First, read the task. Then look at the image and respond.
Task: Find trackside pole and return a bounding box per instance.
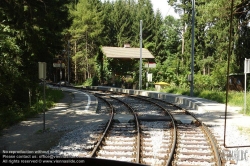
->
[43,79,46,131]
[38,62,46,132]
[139,20,142,90]
[244,58,250,114]
[224,0,250,148]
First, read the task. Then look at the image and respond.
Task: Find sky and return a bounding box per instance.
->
[151,0,179,18]
[101,0,180,19]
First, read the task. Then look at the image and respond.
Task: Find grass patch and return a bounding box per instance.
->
[162,86,250,115]
[238,126,250,139]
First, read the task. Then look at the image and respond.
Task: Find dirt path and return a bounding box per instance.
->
[0,91,74,152]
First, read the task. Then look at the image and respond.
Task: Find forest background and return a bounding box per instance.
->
[1,0,250,129]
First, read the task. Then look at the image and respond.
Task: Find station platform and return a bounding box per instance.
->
[0,86,107,151]
[53,85,249,128]
[65,87,98,115]
[46,86,99,115]
[87,86,249,127]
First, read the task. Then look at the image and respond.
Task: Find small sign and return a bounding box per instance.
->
[147,73,152,82]
[145,62,156,68]
[53,63,65,68]
[244,59,250,73]
[38,62,46,79]
[187,74,192,82]
[60,71,62,79]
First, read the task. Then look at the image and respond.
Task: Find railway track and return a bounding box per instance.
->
[89,93,141,164]
[133,95,222,165]
[116,95,176,165]
[140,121,173,165]
[76,89,222,165]
[84,92,176,165]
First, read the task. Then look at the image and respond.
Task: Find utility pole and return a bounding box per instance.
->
[74,41,77,83]
[68,39,70,84]
[190,0,195,97]
[139,20,143,90]
[38,62,46,132]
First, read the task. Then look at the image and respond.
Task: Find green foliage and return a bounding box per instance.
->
[228,92,250,115]
[69,0,104,83]
[162,86,250,115]
[83,78,93,86]
[0,88,64,131]
[197,90,226,103]
[82,76,99,86]
[2,0,250,128]
[0,0,72,125]
[162,86,190,95]
[210,61,228,91]
[194,73,214,91]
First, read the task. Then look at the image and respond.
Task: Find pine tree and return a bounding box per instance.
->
[0,0,72,110]
[69,0,104,81]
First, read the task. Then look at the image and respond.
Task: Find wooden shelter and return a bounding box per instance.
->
[100,45,155,88]
[228,73,244,91]
[101,46,154,59]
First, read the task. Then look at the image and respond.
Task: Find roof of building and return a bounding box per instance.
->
[101,46,154,59]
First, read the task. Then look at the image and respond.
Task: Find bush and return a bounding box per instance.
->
[83,78,93,86]
[0,87,64,131]
[198,90,225,103]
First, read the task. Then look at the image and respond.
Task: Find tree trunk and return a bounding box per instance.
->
[203,55,206,75]
[74,41,77,83]
[85,31,89,80]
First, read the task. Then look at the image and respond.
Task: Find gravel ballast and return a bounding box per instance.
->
[1,88,249,166]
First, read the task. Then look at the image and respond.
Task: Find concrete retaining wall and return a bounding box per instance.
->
[87,86,237,112]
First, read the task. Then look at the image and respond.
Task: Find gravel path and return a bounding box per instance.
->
[0,90,109,152]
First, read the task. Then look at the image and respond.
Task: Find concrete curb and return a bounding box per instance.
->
[89,86,242,113]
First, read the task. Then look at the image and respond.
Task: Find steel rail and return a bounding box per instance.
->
[186,111,222,166]
[201,123,222,166]
[89,95,114,157]
[112,96,141,163]
[129,95,177,166]
[134,95,222,166]
[82,89,222,165]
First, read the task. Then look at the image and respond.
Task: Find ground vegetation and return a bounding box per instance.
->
[1,0,250,127]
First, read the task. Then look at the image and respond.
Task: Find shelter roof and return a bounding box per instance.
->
[101,46,154,59]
